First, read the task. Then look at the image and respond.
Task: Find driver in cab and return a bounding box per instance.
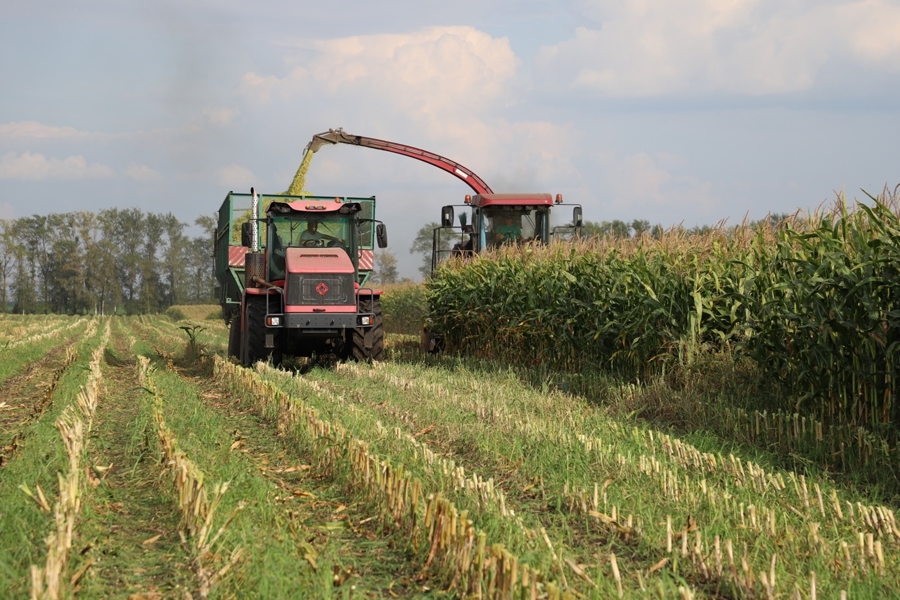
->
[299,220,339,247]
[493,212,522,245]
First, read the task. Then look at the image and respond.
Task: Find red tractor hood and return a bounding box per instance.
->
[284,247,355,274]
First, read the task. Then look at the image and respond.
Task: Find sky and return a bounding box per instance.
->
[2,0,899,278]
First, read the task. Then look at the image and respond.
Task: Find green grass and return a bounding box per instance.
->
[0,316,91,386]
[0,318,106,598]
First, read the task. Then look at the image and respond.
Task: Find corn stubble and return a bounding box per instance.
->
[137,356,245,599]
[323,353,900,598]
[29,321,109,600]
[212,356,576,599]
[8,308,898,597]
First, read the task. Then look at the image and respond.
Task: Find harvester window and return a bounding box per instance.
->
[486,209,546,246]
[486,211,518,246]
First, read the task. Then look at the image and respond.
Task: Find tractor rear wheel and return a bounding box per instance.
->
[348,297,384,362]
[227,315,241,360]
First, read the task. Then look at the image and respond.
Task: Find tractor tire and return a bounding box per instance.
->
[349,297,384,362]
[243,296,268,366]
[227,315,241,360]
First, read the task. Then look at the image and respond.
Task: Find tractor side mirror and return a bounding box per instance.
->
[440,205,454,228]
[240,221,252,247]
[573,206,583,228]
[376,223,388,248]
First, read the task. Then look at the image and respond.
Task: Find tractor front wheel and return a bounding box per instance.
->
[348,297,384,362]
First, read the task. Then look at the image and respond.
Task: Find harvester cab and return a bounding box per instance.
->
[432,194,583,271]
[215,190,388,367]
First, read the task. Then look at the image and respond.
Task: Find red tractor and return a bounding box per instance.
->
[215,189,388,366]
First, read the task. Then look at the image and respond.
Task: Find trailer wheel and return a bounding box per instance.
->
[227,315,241,360]
[243,295,268,366]
[349,297,384,362]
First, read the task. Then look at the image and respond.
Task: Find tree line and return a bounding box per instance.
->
[0,210,216,315]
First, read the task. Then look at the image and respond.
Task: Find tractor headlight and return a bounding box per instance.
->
[266,316,281,326]
[359,315,371,326]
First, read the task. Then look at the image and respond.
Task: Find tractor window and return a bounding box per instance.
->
[270,215,352,249]
[531,208,549,243]
[356,199,375,249]
[267,214,356,281]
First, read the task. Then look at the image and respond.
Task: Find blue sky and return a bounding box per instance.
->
[2,0,898,277]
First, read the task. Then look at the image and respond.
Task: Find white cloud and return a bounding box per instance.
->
[0,121,91,140]
[240,27,517,125]
[202,106,239,127]
[123,162,162,183]
[216,163,256,187]
[536,0,900,97]
[237,27,581,189]
[842,0,900,68]
[0,152,116,181]
[239,72,280,103]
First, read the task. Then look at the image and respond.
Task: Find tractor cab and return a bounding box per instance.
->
[265,201,362,283]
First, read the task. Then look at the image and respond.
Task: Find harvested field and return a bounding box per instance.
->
[1,314,899,599]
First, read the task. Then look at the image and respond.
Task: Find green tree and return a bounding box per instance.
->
[160,214,188,307]
[138,213,165,313]
[631,219,650,238]
[579,220,631,239]
[72,211,119,315]
[101,208,143,312]
[409,222,443,279]
[16,216,53,310]
[578,220,606,239]
[374,250,399,284]
[11,239,36,314]
[0,220,15,312]
[191,215,217,303]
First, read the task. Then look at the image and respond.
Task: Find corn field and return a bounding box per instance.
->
[428,191,900,438]
[380,283,428,335]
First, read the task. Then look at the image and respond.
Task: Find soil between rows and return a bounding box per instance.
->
[0,341,77,468]
[73,341,195,599]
